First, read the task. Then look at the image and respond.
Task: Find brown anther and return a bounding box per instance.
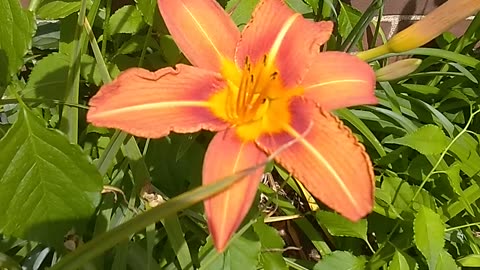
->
[270,71,278,80]
[250,74,254,83]
[263,55,267,65]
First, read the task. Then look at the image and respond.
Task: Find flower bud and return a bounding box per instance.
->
[376,58,422,81]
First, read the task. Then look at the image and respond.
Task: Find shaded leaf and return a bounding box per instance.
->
[0,105,102,248]
[226,0,258,27]
[23,53,70,101]
[388,250,418,270]
[200,231,261,270]
[135,0,157,25]
[316,211,367,240]
[414,207,445,269]
[0,0,35,87]
[314,251,366,270]
[253,220,288,270]
[384,125,449,155]
[108,5,146,35]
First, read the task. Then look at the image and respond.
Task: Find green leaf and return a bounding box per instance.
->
[458,254,480,267]
[314,251,366,270]
[377,176,436,217]
[200,231,261,270]
[384,125,449,155]
[37,0,82,19]
[22,53,70,101]
[108,5,146,35]
[388,250,418,270]
[435,250,458,270]
[226,0,258,27]
[316,211,367,240]
[337,3,361,39]
[0,0,35,87]
[414,207,445,269]
[445,164,474,215]
[253,220,288,270]
[135,0,157,25]
[0,105,102,248]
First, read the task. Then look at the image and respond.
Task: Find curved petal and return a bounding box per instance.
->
[158,0,240,71]
[301,52,377,111]
[87,65,228,138]
[235,0,333,87]
[203,130,266,251]
[256,98,374,221]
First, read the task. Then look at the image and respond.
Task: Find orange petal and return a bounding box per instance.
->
[203,130,266,252]
[157,0,240,71]
[235,0,333,87]
[87,65,228,138]
[301,52,377,111]
[256,98,374,221]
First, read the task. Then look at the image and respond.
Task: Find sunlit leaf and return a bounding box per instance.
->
[316,211,367,240]
[414,207,445,269]
[0,0,35,87]
[314,251,366,270]
[384,125,449,155]
[37,0,81,19]
[0,105,102,248]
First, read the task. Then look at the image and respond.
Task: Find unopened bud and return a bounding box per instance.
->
[387,0,480,52]
[376,59,422,81]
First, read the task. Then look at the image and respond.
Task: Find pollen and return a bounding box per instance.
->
[209,55,301,141]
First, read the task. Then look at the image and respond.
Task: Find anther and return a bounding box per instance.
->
[270,71,278,80]
[250,74,254,83]
[263,55,267,65]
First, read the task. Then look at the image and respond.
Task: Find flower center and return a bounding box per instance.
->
[209,55,302,141]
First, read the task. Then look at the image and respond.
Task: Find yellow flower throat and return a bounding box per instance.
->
[209,55,302,141]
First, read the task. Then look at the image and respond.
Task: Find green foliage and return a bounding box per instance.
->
[0,0,35,88]
[0,105,102,248]
[2,0,480,269]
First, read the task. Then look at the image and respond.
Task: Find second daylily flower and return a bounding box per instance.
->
[88,0,377,251]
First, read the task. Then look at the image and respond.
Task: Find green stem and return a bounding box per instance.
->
[356,44,390,61]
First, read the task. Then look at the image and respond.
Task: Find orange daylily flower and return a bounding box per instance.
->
[87,0,377,251]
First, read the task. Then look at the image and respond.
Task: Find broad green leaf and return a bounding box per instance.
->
[37,0,82,19]
[22,53,70,101]
[0,0,35,87]
[378,176,436,217]
[159,35,181,66]
[285,0,312,14]
[316,211,367,240]
[445,164,474,215]
[135,0,157,25]
[384,125,449,155]
[388,250,418,270]
[226,0,258,27]
[253,220,288,270]
[108,5,146,35]
[435,250,458,270]
[200,231,261,270]
[314,251,366,270]
[414,207,445,269]
[0,105,102,248]
[458,254,480,267]
[337,3,361,39]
